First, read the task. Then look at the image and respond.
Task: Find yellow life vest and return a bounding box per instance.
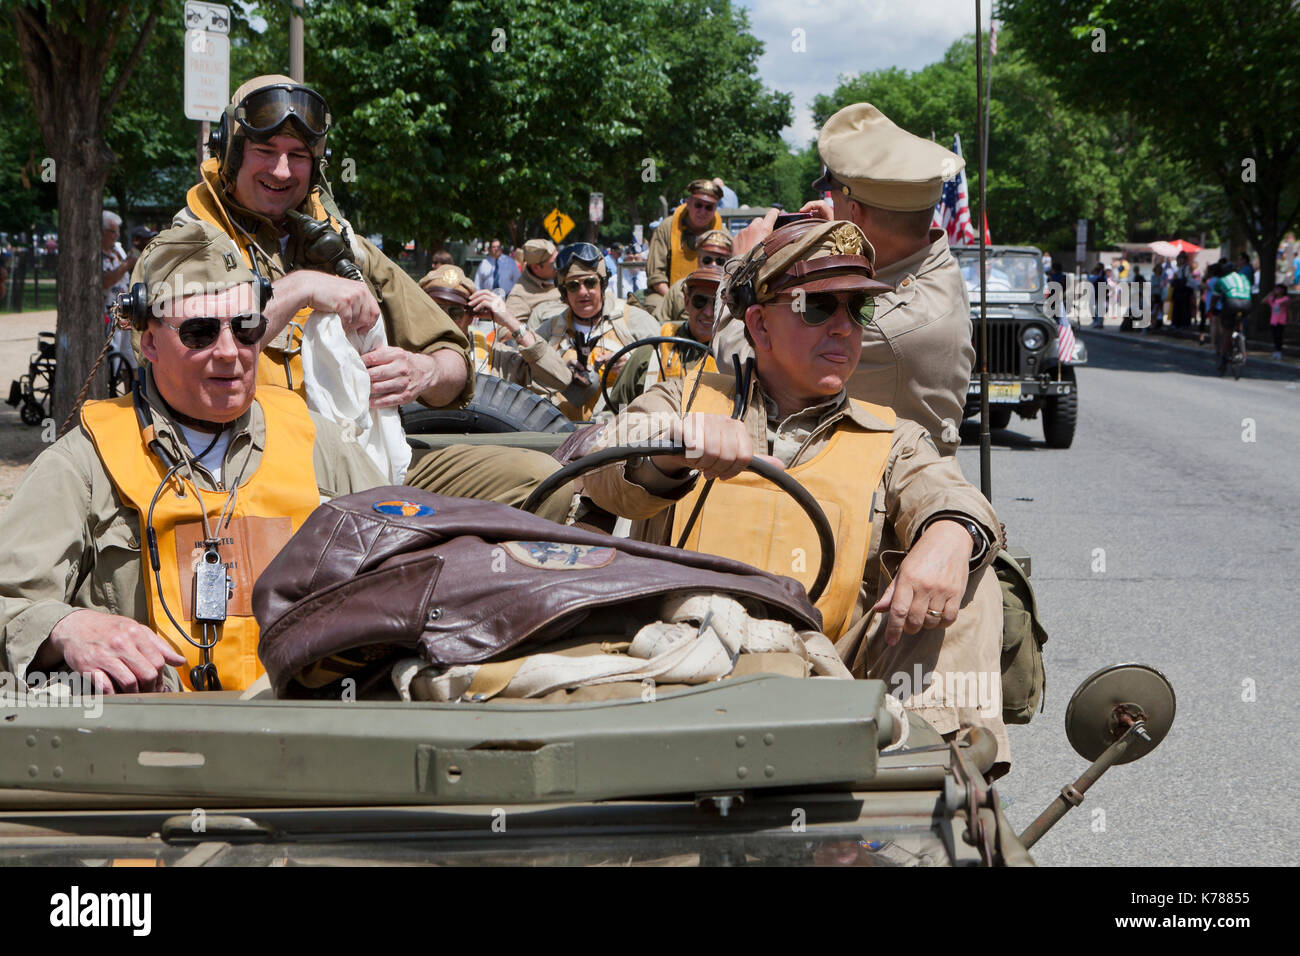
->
[667,204,723,286]
[80,389,320,691]
[657,321,718,380]
[186,158,352,397]
[670,372,894,639]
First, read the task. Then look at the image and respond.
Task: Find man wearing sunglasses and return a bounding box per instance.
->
[645,179,724,312]
[716,103,974,459]
[0,221,386,694]
[655,267,723,381]
[654,229,732,329]
[164,75,471,413]
[585,219,1011,774]
[491,242,659,419]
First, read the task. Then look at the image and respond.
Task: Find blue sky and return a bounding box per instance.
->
[737,0,993,147]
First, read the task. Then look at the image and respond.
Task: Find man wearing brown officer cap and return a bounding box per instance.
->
[504,238,563,326]
[584,219,1010,770]
[645,178,724,312]
[654,229,732,330]
[716,103,974,458]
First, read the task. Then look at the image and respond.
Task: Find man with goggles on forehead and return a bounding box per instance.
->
[491,241,658,420]
[584,219,1012,774]
[654,229,732,329]
[0,221,385,695]
[645,178,725,312]
[161,75,471,413]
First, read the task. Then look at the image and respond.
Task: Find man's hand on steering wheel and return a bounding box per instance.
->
[651,413,784,481]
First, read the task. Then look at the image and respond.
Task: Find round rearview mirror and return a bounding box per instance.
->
[1064,663,1175,765]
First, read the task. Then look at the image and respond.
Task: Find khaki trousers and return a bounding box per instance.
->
[404,445,574,524]
[848,565,1010,771]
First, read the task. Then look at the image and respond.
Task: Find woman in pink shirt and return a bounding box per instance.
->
[1266,283,1289,359]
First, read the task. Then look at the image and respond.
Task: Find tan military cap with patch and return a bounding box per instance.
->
[419,264,475,307]
[684,267,724,295]
[135,219,259,309]
[697,229,733,253]
[815,102,965,212]
[717,219,893,334]
[522,238,557,265]
[686,177,723,200]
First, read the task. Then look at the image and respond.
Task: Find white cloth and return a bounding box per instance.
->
[299,312,411,484]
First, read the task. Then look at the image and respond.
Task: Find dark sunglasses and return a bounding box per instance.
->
[562,276,601,293]
[160,313,268,349]
[700,253,728,267]
[689,293,715,310]
[690,200,717,212]
[774,292,875,329]
[555,242,604,273]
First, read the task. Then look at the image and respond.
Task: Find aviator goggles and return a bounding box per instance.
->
[771,291,876,329]
[555,242,604,274]
[159,313,268,349]
[236,84,332,143]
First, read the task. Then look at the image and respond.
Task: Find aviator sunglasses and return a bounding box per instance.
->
[562,276,601,293]
[699,253,728,267]
[772,292,876,329]
[159,313,268,349]
[689,293,715,310]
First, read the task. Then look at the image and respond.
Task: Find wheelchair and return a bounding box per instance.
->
[5,332,56,426]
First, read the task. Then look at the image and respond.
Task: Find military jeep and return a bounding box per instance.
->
[953,246,1086,448]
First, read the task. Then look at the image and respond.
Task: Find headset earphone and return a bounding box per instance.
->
[116,277,273,332]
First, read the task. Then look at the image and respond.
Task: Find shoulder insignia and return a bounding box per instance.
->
[372,499,436,518]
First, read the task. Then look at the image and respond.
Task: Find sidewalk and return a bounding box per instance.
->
[1075,314,1300,375]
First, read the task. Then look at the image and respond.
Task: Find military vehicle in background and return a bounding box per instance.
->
[953,245,1085,448]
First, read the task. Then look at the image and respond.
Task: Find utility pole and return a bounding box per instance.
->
[290,0,304,82]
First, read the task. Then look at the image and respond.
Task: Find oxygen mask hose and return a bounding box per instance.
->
[284,209,364,282]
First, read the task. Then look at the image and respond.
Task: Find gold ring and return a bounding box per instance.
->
[925,609,942,618]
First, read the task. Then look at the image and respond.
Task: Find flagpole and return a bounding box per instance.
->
[976,0,991,501]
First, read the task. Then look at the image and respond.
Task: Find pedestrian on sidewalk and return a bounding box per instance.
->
[1171,252,1193,329]
[1266,283,1289,359]
[1088,263,1106,328]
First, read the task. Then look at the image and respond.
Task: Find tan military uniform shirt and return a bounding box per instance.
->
[646,217,676,291]
[0,374,384,681]
[582,375,1010,764]
[163,164,473,409]
[654,277,689,327]
[504,266,561,325]
[712,229,974,456]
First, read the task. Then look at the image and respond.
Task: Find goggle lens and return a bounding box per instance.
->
[237,85,331,140]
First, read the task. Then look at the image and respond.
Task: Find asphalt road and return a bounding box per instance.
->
[955,330,1300,866]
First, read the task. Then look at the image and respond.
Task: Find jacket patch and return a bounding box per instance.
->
[373,499,436,518]
[504,540,617,570]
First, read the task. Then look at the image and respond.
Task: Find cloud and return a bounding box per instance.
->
[740,0,993,147]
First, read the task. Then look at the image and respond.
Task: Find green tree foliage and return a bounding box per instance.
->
[999,0,1299,289]
[810,31,1215,254]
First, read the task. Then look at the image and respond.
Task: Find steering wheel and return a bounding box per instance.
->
[599,336,712,413]
[521,443,836,603]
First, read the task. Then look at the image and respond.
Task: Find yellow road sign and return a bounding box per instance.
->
[544,208,575,244]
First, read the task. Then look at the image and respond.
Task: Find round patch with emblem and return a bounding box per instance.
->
[372,499,436,518]
[503,540,617,570]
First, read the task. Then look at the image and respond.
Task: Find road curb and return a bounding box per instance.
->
[1076,326,1300,375]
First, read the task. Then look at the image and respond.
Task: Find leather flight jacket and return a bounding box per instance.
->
[254,490,822,697]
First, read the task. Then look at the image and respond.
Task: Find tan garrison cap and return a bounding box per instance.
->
[419,264,475,306]
[522,238,557,265]
[816,103,964,212]
[136,220,258,309]
[717,219,892,334]
[697,229,733,252]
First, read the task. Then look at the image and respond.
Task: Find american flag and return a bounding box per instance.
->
[1057,311,1076,364]
[931,134,976,245]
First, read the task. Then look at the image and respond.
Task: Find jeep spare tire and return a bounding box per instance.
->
[400,372,576,435]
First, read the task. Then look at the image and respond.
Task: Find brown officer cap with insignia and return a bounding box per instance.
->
[684,267,724,297]
[696,229,733,254]
[686,178,723,201]
[814,102,964,212]
[418,264,475,310]
[717,219,893,334]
